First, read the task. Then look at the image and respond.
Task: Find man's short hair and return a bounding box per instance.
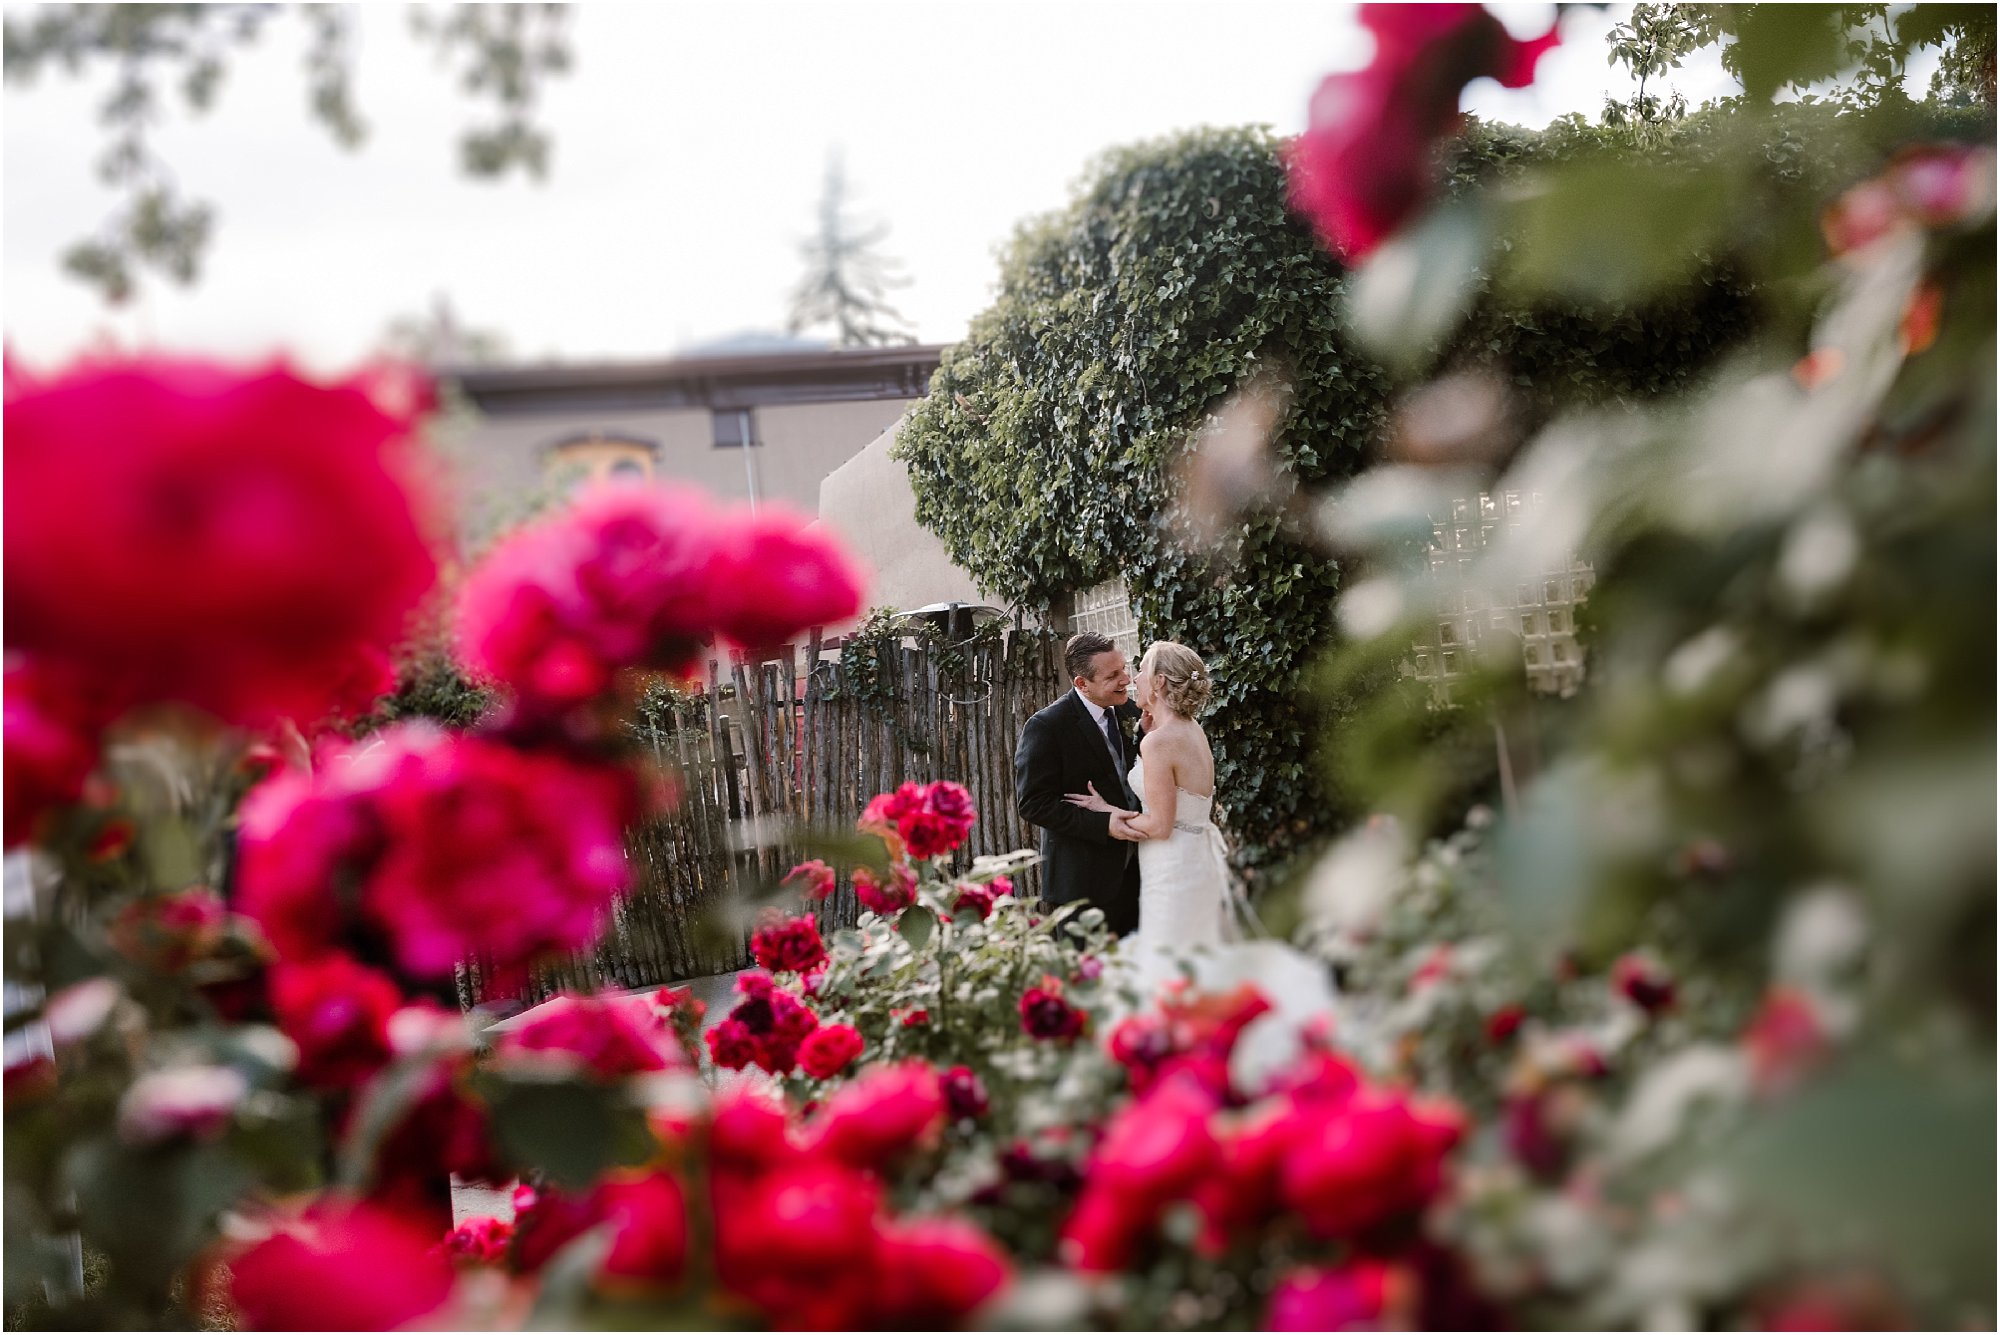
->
[1065,632,1118,682]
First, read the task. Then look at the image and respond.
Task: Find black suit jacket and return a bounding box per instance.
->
[1014,691,1142,936]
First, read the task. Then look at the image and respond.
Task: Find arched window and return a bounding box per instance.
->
[541,431,660,489]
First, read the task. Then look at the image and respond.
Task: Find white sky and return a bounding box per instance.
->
[3,3,1752,371]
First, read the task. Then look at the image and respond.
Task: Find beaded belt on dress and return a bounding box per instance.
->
[1173,819,1211,834]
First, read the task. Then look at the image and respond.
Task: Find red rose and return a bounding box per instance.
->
[436,1214,513,1267]
[2,654,113,849]
[270,954,402,1090]
[494,991,686,1079]
[951,879,1009,920]
[803,1061,945,1170]
[863,1215,1012,1328]
[1611,952,1677,1015]
[784,858,837,902]
[713,1159,882,1328]
[1288,4,1560,261]
[798,1023,866,1079]
[228,1198,454,1332]
[237,724,635,983]
[706,504,866,650]
[853,862,917,916]
[5,358,438,727]
[1019,983,1087,1041]
[751,912,829,975]
[706,1018,762,1071]
[941,1065,990,1120]
[1484,1004,1526,1044]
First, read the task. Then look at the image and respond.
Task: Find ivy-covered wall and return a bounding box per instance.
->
[892,109,1973,874]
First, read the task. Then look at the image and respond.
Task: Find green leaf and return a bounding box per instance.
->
[474,1070,657,1190]
[897,907,936,952]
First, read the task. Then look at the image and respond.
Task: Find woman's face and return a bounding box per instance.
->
[1134,654,1157,710]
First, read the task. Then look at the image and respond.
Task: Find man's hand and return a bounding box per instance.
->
[1108,813,1143,841]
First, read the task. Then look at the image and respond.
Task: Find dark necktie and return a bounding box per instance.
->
[1101,708,1122,765]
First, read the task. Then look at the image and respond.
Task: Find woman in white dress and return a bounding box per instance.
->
[1065,640,1235,954]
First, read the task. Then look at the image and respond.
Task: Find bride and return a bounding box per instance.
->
[1065,640,1238,955]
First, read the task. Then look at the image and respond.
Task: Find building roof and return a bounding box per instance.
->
[441,342,947,416]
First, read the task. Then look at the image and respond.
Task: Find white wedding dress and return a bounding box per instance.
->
[1127,756,1239,956]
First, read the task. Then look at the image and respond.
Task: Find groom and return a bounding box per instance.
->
[1014,632,1142,937]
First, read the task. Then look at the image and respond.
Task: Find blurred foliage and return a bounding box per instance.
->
[2,3,570,305]
[1283,10,1996,1328]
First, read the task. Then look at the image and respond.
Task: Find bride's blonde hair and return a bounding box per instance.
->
[1141,641,1213,718]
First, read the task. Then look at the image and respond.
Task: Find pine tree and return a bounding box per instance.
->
[787,152,914,347]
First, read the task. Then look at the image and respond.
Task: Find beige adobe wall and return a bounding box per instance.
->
[818,416,994,619]
[753,399,917,513]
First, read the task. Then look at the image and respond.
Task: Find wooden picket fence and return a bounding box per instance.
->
[460,626,1070,1009]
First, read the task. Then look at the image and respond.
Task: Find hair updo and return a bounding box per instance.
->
[1142,640,1213,718]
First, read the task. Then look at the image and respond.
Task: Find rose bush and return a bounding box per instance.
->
[5,5,1992,1331]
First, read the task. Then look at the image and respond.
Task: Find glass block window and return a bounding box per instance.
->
[1403,487,1594,704]
[1069,578,1140,661]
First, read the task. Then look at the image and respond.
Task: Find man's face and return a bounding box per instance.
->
[1074,649,1131,710]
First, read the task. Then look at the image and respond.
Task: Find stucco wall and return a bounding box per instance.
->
[818,416,994,616]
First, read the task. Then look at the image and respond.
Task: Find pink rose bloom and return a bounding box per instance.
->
[1280,1087,1464,1240]
[237,723,635,983]
[2,653,112,849]
[4,357,437,727]
[495,991,686,1079]
[803,1061,945,1170]
[1267,1259,1409,1331]
[1089,1075,1222,1205]
[784,858,837,902]
[751,911,829,975]
[706,504,866,650]
[708,1086,795,1172]
[1288,4,1560,261]
[271,954,402,1090]
[457,484,721,714]
[798,1023,866,1080]
[712,1159,883,1329]
[229,1199,454,1331]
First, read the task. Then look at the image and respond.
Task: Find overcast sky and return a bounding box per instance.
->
[3,3,1750,372]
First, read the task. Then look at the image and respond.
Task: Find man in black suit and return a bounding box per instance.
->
[1014,631,1142,937]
